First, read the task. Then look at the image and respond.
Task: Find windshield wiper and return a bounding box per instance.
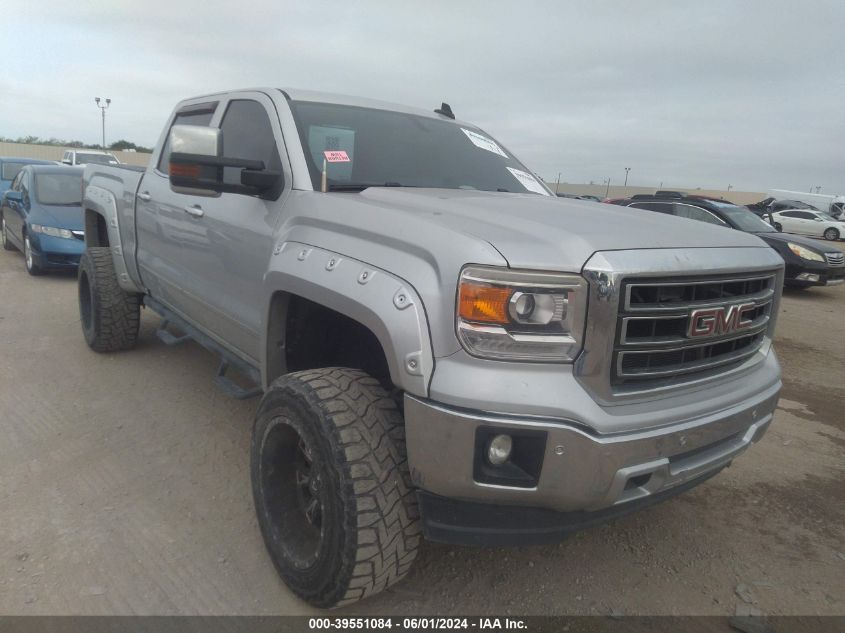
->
[327,182,405,192]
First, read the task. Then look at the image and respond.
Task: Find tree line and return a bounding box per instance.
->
[0,135,152,153]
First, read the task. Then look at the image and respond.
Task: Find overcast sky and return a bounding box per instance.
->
[3,0,842,193]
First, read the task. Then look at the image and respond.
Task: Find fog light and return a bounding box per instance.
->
[487,434,512,466]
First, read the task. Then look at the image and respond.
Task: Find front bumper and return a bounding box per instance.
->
[405,371,779,523]
[784,258,845,287]
[418,468,723,546]
[29,233,84,268]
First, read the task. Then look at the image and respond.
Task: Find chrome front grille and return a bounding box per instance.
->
[825,251,844,266]
[613,274,776,386]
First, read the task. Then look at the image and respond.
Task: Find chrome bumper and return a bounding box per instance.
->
[405,379,779,513]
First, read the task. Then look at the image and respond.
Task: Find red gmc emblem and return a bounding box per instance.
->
[688,303,756,338]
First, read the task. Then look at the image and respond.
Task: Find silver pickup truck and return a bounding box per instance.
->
[78,88,784,608]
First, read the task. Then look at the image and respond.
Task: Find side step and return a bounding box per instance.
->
[146,297,264,400]
[215,359,263,400]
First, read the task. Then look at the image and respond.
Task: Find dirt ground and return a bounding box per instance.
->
[1,244,843,617]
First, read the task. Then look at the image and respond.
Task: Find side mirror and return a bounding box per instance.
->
[61,159,72,165]
[814,217,823,222]
[4,191,22,203]
[168,125,282,199]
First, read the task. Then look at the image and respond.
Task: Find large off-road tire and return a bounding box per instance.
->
[78,247,140,352]
[251,367,421,608]
[1,215,15,251]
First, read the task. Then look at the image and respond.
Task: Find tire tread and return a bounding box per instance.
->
[79,247,140,352]
[257,367,421,607]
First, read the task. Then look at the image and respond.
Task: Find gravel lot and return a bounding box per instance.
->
[1,243,843,616]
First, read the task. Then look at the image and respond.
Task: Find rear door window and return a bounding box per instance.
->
[628,201,674,213]
[673,203,726,226]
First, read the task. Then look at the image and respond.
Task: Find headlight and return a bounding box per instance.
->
[30,224,74,239]
[456,266,587,362]
[788,243,825,262]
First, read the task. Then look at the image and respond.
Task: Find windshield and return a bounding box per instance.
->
[289,101,549,195]
[76,153,118,165]
[1,162,27,181]
[706,200,776,232]
[35,173,82,205]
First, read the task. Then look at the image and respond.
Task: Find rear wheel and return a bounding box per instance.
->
[78,247,141,352]
[774,223,783,232]
[824,227,839,241]
[24,234,43,275]
[1,216,15,251]
[252,368,420,608]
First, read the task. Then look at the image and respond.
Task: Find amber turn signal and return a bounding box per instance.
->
[170,162,201,178]
[459,282,512,324]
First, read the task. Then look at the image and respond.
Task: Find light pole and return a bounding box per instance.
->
[94,97,111,149]
[555,172,561,194]
[604,178,611,198]
[624,167,631,187]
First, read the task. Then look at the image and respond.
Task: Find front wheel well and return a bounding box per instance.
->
[84,209,110,247]
[266,293,392,390]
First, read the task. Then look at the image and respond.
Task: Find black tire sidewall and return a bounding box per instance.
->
[251,386,355,607]
[78,252,98,346]
[824,228,839,241]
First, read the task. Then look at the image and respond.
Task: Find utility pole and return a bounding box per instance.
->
[94,97,111,149]
[555,172,561,194]
[604,178,611,198]
[624,167,631,187]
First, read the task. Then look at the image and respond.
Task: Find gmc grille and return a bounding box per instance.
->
[613,274,776,386]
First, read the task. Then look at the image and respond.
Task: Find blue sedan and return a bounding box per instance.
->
[1,165,85,275]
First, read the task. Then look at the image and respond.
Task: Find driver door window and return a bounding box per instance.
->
[218,99,283,185]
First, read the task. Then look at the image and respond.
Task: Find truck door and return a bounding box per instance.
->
[137,93,289,365]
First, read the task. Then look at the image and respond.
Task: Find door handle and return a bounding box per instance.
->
[185,204,204,218]
[137,191,152,201]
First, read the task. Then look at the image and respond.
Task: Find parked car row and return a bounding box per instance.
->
[605,192,845,288]
[0,163,85,274]
[0,151,122,274]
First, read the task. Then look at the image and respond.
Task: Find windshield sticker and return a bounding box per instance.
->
[323,150,350,162]
[506,167,549,195]
[461,128,508,158]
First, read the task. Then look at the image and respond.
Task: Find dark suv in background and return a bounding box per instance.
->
[616,193,845,288]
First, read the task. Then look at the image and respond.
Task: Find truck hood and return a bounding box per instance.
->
[354,188,767,270]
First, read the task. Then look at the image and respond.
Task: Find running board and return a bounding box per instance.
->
[155,318,192,346]
[145,297,264,400]
[215,359,263,400]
